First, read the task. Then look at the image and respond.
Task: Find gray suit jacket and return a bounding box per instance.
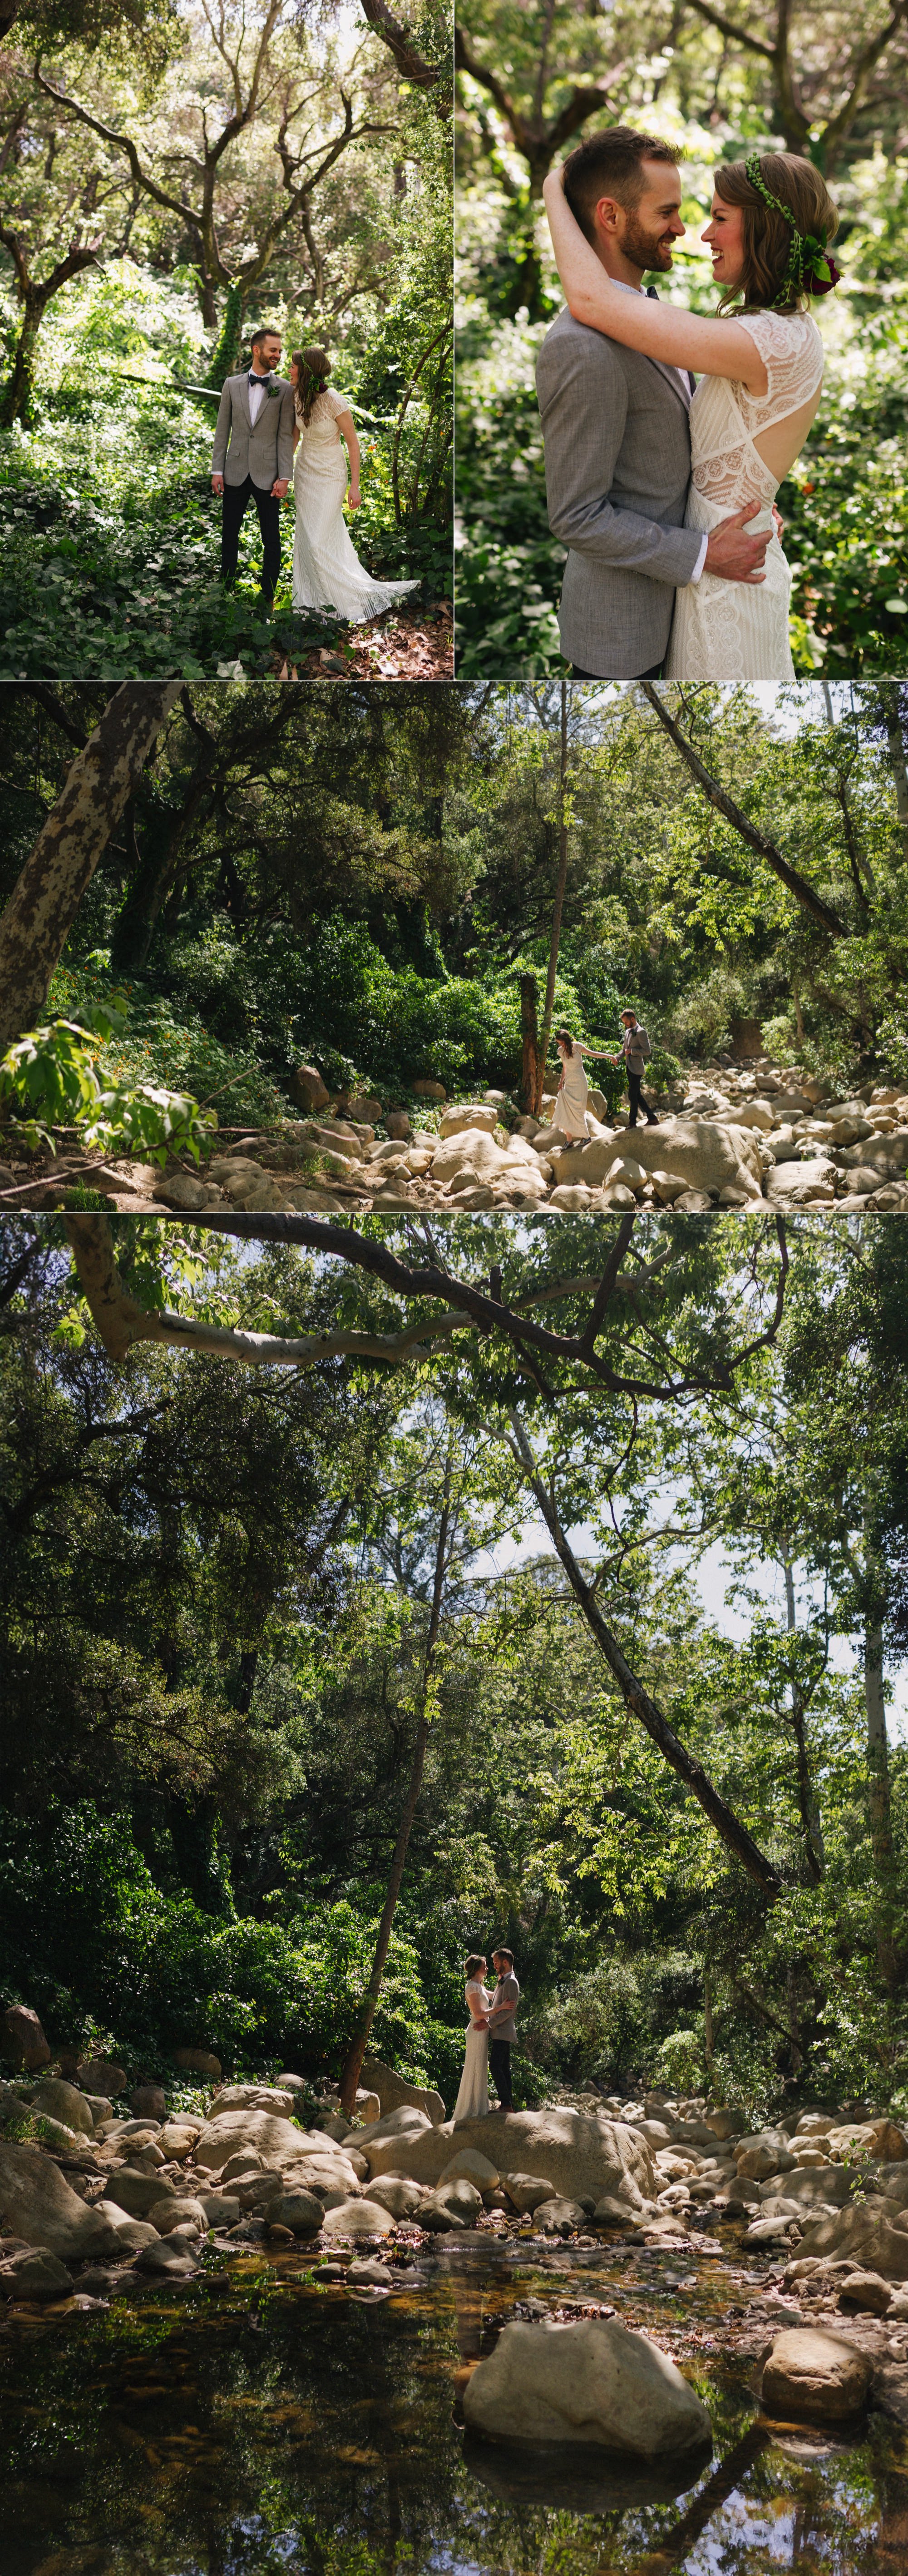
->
[211,373,295,489]
[536,308,704,677]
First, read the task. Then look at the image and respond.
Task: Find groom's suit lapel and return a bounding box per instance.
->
[237,372,253,431]
[642,287,694,414]
[644,354,692,413]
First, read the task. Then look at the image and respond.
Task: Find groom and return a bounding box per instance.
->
[536,127,772,680]
[211,325,296,607]
[488,1947,520,2114]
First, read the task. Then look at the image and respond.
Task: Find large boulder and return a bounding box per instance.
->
[209,2085,295,2117]
[273,2189,328,2236]
[321,2198,395,2240]
[439,2149,499,2189]
[130,2085,167,2121]
[360,2060,445,2126]
[173,2049,222,2079]
[595,1120,765,1203]
[0,2140,123,2259]
[288,1064,330,1113]
[3,2006,51,2070]
[105,2170,177,2219]
[463,2318,711,2459]
[0,2247,74,2300]
[194,2109,309,2171]
[797,2204,908,2278]
[765,1160,839,1206]
[363,2108,653,2205]
[31,2078,94,2137]
[536,2197,590,2237]
[504,2173,558,2215]
[432,1132,510,1191]
[364,2175,426,2221]
[439,1104,500,1139]
[761,2329,872,2422]
[78,2059,127,2096]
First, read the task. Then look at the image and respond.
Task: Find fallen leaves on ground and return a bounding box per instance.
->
[274,602,453,682]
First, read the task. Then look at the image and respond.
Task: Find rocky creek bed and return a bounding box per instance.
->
[4,2062,908,2570]
[5,1057,908,1218]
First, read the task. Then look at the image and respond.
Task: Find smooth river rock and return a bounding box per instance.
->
[320,2198,395,2240]
[463,2318,712,2460]
[761,2328,872,2422]
[363,2108,654,2206]
[30,2079,95,2137]
[0,2140,123,2260]
[361,2061,446,2127]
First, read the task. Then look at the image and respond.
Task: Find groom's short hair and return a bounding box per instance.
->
[563,129,681,245]
[493,1946,514,1967]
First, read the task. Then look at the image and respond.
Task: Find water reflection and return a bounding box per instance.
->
[0,2240,906,2576]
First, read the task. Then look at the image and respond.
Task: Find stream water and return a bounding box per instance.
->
[1,2231,906,2576]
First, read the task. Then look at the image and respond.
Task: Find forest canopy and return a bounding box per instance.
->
[2,1206,907,2120]
[1,678,908,1126]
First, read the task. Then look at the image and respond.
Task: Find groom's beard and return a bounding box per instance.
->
[620,211,677,274]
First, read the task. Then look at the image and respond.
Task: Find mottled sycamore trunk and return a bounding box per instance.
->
[533,682,570,1116]
[0,684,182,1049]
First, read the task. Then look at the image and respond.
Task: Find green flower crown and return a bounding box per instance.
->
[744,154,840,306]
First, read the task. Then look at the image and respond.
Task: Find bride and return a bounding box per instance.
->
[289,343,419,625]
[543,151,839,681]
[452,1954,491,2124]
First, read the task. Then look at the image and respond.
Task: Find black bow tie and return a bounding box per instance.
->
[646,285,658,298]
[249,372,271,384]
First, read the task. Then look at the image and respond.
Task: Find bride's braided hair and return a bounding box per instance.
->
[713,153,839,313]
[293,342,332,423]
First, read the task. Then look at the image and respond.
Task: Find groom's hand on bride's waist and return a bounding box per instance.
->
[704,503,771,585]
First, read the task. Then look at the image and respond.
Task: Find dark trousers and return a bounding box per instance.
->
[220,475,281,600]
[572,660,664,680]
[490,2037,513,2110]
[627,1068,658,1127]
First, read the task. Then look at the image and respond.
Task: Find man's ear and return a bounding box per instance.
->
[594,192,623,241]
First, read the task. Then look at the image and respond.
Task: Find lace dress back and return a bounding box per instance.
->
[666,308,824,682]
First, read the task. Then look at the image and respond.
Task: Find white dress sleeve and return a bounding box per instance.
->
[324,387,349,417]
[732,310,824,433]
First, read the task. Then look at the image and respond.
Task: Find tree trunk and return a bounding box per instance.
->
[338,1467,452,2113]
[506,1409,781,1896]
[865,1616,898,1988]
[885,689,908,858]
[641,684,846,937]
[533,681,570,1116]
[0,684,182,1050]
[520,972,541,1113]
[0,286,44,429]
[781,1546,824,1880]
[703,1965,714,2070]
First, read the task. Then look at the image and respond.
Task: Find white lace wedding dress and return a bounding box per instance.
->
[291,387,419,622]
[666,309,824,682]
[550,1051,590,1140]
[452,1980,490,2124]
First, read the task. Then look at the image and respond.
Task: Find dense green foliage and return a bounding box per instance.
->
[3,681,908,1130]
[2,1212,907,2118]
[455,0,908,677]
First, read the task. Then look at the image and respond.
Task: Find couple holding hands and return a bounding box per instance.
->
[211,325,417,624]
